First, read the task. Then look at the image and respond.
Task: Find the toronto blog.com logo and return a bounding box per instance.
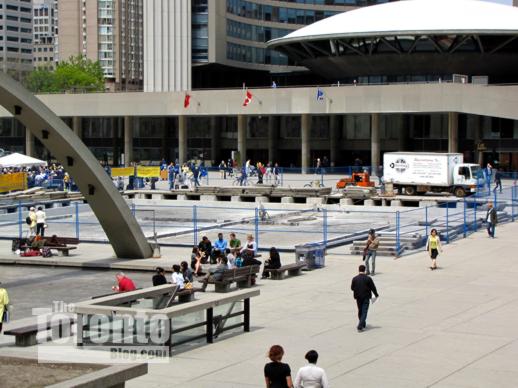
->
[35,301,171,364]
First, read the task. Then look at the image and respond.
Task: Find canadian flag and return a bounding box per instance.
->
[184,93,191,108]
[243,90,253,107]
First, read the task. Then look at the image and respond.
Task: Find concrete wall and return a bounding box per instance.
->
[3,84,518,120]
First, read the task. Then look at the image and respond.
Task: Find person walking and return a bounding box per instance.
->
[486,202,498,238]
[426,228,442,270]
[35,206,46,237]
[350,264,379,332]
[363,229,379,276]
[294,350,329,388]
[0,283,10,334]
[264,345,293,388]
[28,207,37,237]
[484,163,493,192]
[493,169,502,194]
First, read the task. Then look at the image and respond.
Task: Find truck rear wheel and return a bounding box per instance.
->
[454,187,466,197]
[404,186,416,196]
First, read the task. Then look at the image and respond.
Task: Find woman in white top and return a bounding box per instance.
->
[171,264,185,290]
[294,350,329,388]
[35,206,46,237]
[240,234,257,258]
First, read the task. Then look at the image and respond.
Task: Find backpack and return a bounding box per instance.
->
[26,216,31,225]
[234,257,243,268]
[41,247,53,258]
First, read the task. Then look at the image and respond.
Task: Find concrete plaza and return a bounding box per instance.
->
[0,220,517,387]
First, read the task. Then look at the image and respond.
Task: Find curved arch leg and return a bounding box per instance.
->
[0,73,153,259]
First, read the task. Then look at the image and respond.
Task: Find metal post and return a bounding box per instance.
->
[193,205,198,246]
[446,205,450,244]
[18,200,22,239]
[243,298,250,332]
[320,169,324,187]
[75,202,80,240]
[254,207,260,250]
[206,307,214,344]
[425,206,429,238]
[280,168,284,187]
[322,208,328,248]
[512,184,516,222]
[473,200,477,232]
[153,209,156,236]
[463,198,468,238]
[395,211,400,255]
[131,201,136,217]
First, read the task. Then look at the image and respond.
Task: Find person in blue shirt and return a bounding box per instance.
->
[168,163,175,190]
[213,233,228,260]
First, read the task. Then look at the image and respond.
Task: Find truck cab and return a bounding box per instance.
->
[452,163,481,196]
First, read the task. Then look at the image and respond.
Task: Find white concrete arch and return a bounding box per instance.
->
[0,73,153,259]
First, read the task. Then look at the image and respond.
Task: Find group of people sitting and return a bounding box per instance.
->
[111,232,283,295]
[143,232,283,293]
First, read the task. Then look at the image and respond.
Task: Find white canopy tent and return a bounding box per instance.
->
[0,153,47,168]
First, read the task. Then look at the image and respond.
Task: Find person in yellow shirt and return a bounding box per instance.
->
[0,284,9,333]
[28,207,37,237]
[426,229,443,270]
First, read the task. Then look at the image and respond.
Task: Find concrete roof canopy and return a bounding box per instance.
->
[267,0,518,81]
[269,0,518,46]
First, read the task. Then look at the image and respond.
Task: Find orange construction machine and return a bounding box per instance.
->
[336,172,375,189]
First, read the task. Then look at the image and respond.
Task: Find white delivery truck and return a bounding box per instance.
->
[383,152,481,197]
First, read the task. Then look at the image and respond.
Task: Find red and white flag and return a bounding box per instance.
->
[184,93,191,108]
[243,90,253,107]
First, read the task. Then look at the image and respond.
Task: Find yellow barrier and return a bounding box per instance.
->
[111,167,135,177]
[0,172,27,193]
[136,166,161,178]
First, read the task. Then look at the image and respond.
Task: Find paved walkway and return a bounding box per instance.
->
[129,221,518,387]
[1,222,517,387]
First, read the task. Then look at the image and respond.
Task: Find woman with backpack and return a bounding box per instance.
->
[27,207,37,237]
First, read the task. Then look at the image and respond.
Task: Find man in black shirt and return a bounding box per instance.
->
[351,264,379,332]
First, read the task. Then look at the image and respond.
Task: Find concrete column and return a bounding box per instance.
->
[237,114,247,165]
[267,116,277,164]
[329,115,339,167]
[124,116,133,167]
[371,113,380,172]
[472,115,484,165]
[25,128,34,157]
[72,116,82,138]
[448,112,459,153]
[178,115,188,164]
[210,117,219,164]
[301,114,311,173]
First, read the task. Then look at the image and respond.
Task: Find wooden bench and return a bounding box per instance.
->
[202,265,260,293]
[264,262,307,280]
[4,316,76,347]
[18,236,80,256]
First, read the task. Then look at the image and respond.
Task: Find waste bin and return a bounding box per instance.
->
[294,243,326,269]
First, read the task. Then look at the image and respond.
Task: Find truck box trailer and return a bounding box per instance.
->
[383,152,480,197]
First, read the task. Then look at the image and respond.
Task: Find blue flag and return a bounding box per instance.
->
[316,87,324,101]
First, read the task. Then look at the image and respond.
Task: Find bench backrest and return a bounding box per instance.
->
[54,237,80,245]
[220,265,261,281]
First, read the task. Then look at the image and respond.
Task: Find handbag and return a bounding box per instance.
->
[184,281,193,290]
[2,307,10,323]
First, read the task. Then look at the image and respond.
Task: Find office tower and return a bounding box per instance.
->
[0,0,34,80]
[58,0,143,91]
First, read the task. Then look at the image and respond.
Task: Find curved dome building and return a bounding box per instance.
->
[268,0,518,82]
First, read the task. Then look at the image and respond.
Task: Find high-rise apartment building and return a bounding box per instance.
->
[0,0,34,80]
[33,0,56,69]
[58,0,143,91]
[143,0,397,91]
